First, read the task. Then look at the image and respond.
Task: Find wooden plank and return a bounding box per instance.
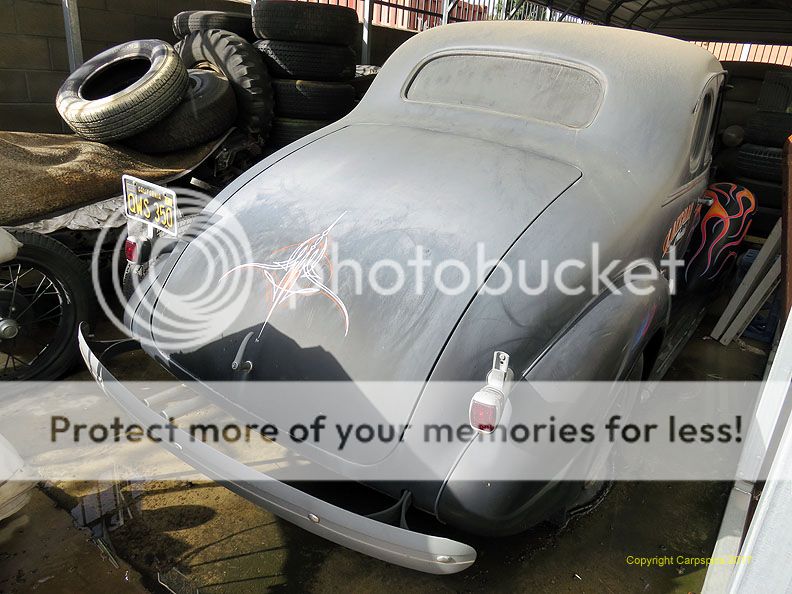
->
[711,220,781,340]
[719,258,781,346]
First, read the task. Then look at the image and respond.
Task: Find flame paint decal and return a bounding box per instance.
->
[684,183,756,287]
[223,213,349,339]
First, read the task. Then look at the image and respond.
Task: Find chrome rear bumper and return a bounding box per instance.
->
[77,323,476,574]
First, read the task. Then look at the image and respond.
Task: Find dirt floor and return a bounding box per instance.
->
[0,489,147,593]
[0,307,770,593]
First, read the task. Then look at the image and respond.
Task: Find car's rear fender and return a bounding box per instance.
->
[432,270,670,535]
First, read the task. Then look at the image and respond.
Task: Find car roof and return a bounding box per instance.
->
[349,21,724,184]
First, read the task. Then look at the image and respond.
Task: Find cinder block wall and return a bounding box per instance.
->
[0,0,251,132]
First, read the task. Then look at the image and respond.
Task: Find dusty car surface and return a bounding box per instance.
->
[81,21,725,573]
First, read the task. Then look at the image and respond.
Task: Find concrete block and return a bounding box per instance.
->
[0,0,16,34]
[0,34,50,69]
[14,1,65,37]
[107,0,157,16]
[49,37,107,70]
[203,0,252,13]
[79,7,136,43]
[25,69,67,102]
[157,0,203,18]
[134,15,175,42]
[30,0,107,8]
[0,70,28,102]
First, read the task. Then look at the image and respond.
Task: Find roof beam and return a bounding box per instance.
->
[625,0,659,27]
[643,0,753,14]
[648,0,751,29]
[649,0,791,21]
[602,0,635,24]
[558,0,581,19]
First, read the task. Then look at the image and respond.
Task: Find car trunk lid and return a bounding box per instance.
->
[147,124,580,463]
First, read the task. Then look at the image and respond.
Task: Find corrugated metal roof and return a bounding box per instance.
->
[534,0,792,43]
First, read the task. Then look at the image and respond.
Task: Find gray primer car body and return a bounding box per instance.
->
[82,22,724,571]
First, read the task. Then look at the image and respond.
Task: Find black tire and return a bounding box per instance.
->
[177,30,273,135]
[723,78,763,104]
[122,257,161,302]
[124,70,237,154]
[272,79,354,119]
[734,176,783,210]
[173,10,254,41]
[713,146,739,178]
[745,111,792,147]
[268,117,331,149]
[757,72,792,113]
[718,99,758,133]
[0,230,95,380]
[255,39,356,82]
[252,1,359,46]
[737,144,783,183]
[56,40,188,142]
[751,206,781,237]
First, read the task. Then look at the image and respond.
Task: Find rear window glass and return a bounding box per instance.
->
[405,53,603,128]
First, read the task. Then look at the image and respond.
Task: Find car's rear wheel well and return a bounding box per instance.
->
[641,329,665,380]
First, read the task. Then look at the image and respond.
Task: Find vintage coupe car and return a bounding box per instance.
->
[80,22,730,573]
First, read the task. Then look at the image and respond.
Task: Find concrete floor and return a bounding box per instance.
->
[0,307,770,593]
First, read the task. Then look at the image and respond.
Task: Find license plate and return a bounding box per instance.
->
[122,175,178,237]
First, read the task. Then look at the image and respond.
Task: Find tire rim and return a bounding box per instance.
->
[0,263,65,379]
[193,60,224,76]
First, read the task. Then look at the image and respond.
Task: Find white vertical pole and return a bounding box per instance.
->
[362,0,374,64]
[442,0,451,25]
[62,0,83,72]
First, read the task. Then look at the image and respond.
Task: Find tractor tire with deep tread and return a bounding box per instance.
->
[737,144,783,182]
[173,10,255,41]
[124,70,237,154]
[1,229,95,380]
[56,40,188,142]
[255,39,355,82]
[252,1,359,46]
[268,117,331,149]
[272,79,355,119]
[177,30,273,135]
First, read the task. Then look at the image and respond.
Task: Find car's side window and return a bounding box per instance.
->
[690,87,715,175]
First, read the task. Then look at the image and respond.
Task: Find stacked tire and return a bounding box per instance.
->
[252,1,359,151]
[56,9,274,153]
[735,71,792,235]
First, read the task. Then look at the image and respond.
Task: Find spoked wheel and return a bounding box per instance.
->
[0,230,94,380]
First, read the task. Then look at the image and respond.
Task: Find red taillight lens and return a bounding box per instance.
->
[124,237,150,264]
[124,238,138,263]
[470,401,498,433]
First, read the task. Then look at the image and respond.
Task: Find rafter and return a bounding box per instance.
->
[648,0,749,28]
[625,0,659,27]
[643,0,735,14]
